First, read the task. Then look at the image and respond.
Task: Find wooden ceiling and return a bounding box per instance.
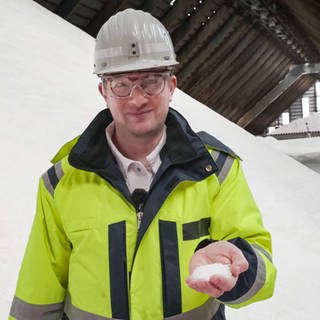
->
[33,0,320,135]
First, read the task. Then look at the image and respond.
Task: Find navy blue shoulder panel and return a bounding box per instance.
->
[197,131,238,158]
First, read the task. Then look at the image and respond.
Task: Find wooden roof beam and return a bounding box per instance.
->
[140,0,171,19]
[235,0,320,62]
[160,0,199,34]
[171,1,222,53]
[202,30,263,104]
[55,0,81,18]
[85,0,144,36]
[218,47,285,118]
[177,11,241,88]
[227,55,290,122]
[204,34,266,106]
[175,5,233,73]
[180,19,249,93]
[191,29,257,101]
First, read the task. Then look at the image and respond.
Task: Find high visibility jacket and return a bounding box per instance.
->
[9,108,276,320]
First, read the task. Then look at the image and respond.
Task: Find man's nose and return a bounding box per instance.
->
[129,84,149,104]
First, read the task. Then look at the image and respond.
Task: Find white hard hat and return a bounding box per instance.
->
[93,8,179,75]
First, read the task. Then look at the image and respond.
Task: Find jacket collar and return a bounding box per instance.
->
[69,107,211,173]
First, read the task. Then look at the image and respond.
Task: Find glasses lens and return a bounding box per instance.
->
[141,74,165,96]
[110,77,132,97]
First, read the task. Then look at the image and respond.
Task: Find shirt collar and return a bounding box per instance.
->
[105,122,166,178]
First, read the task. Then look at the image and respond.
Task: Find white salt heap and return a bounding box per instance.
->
[191,263,232,280]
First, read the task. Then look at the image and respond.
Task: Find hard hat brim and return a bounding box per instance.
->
[94,59,179,75]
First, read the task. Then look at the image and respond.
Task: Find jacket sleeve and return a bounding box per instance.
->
[9,171,71,320]
[210,155,277,308]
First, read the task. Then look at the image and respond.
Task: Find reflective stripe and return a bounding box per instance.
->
[42,162,64,196]
[210,150,235,184]
[165,298,220,320]
[252,243,273,262]
[159,220,182,317]
[95,42,170,59]
[108,221,129,319]
[215,152,227,171]
[217,155,234,184]
[63,296,221,320]
[64,295,117,320]
[182,217,211,240]
[10,296,64,320]
[226,246,267,305]
[210,150,220,162]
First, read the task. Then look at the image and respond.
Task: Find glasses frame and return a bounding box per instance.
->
[100,71,172,99]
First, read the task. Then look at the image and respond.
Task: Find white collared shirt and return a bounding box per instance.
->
[105,122,166,193]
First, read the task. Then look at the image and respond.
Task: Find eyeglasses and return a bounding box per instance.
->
[100,71,171,98]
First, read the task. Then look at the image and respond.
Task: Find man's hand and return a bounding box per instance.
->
[186,241,249,298]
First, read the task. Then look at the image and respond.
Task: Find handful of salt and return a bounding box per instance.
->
[191,263,232,281]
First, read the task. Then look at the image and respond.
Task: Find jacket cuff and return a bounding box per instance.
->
[194,239,217,252]
[219,237,258,303]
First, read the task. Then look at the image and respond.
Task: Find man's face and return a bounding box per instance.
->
[99,70,177,139]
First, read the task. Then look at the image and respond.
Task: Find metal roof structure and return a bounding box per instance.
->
[33,0,320,135]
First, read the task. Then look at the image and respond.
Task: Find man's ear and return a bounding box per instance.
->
[168,75,177,101]
[98,82,107,98]
[169,75,177,95]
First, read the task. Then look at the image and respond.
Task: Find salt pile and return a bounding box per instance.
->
[191,263,232,280]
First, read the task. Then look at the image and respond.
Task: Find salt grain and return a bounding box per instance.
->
[191,263,232,280]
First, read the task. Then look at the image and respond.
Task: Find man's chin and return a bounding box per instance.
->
[130,126,162,139]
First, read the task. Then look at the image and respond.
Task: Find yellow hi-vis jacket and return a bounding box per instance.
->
[9,108,276,320]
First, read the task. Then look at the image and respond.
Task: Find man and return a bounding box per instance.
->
[9,8,276,320]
